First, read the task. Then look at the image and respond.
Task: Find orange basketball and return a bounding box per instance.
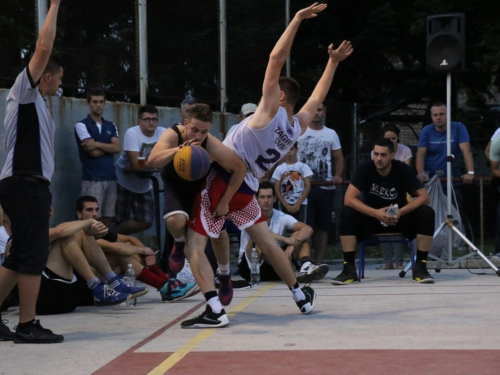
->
[173,145,211,181]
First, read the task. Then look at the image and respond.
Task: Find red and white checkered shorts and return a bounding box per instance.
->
[188,169,265,238]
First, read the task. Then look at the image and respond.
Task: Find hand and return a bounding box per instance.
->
[292,203,302,212]
[84,220,108,237]
[328,41,354,63]
[332,175,343,185]
[212,201,228,218]
[296,2,328,21]
[285,203,298,214]
[417,173,429,183]
[461,173,474,184]
[180,139,201,149]
[81,139,98,151]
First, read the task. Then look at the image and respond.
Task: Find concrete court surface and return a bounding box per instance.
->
[1,266,500,375]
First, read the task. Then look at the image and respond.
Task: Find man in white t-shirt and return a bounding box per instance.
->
[297,103,344,265]
[238,182,329,282]
[114,105,166,234]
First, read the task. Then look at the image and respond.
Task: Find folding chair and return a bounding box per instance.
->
[358,233,415,280]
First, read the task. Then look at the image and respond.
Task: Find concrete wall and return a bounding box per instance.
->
[0,89,239,247]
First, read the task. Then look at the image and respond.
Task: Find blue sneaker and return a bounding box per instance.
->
[160,279,199,302]
[93,282,130,306]
[108,276,149,299]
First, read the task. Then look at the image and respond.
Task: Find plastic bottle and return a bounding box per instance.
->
[250,248,260,286]
[122,264,137,306]
[380,204,399,227]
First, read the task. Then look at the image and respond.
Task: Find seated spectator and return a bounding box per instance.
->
[238,181,329,283]
[332,138,435,285]
[371,124,412,270]
[75,196,199,302]
[272,142,313,222]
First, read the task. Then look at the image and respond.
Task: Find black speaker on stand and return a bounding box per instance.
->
[426,13,465,72]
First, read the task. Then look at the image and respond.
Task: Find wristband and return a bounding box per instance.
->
[467,171,474,175]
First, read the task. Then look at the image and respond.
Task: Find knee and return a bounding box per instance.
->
[166,215,187,232]
[340,206,358,223]
[416,206,435,221]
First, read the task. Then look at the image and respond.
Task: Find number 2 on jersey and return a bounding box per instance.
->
[255,148,281,172]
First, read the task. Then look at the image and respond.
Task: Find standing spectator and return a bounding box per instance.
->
[226,103,258,139]
[179,98,197,122]
[371,124,412,270]
[75,88,121,227]
[272,142,313,222]
[415,102,475,209]
[0,0,64,343]
[114,105,166,235]
[297,103,344,265]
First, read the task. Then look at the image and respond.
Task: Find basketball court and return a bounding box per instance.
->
[2,265,500,375]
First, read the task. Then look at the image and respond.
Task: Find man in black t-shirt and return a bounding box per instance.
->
[332,138,435,285]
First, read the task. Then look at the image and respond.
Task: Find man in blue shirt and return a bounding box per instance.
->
[415,102,475,208]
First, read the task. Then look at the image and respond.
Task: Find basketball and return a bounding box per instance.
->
[173,145,211,181]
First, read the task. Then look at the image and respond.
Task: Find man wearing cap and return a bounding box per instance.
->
[225,103,258,139]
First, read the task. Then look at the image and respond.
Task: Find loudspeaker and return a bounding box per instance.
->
[426,13,465,72]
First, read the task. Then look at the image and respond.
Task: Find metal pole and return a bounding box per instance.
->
[285,0,291,77]
[138,0,148,105]
[220,0,227,113]
[446,73,453,261]
[37,0,48,34]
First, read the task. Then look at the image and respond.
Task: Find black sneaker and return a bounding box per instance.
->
[295,286,316,315]
[181,305,229,329]
[13,320,64,344]
[331,262,359,285]
[413,260,434,284]
[0,316,15,341]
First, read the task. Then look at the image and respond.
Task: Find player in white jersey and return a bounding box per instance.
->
[181,3,353,329]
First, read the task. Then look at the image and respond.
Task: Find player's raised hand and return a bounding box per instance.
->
[328,41,354,63]
[296,2,328,21]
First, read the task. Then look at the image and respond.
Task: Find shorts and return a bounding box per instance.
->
[306,187,335,231]
[115,183,154,224]
[188,169,265,238]
[36,269,93,315]
[162,178,201,220]
[81,180,117,218]
[0,176,51,274]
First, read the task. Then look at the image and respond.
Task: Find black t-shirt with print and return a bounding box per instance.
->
[350,160,423,209]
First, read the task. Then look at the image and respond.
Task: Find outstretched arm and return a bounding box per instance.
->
[249,3,328,129]
[29,0,61,83]
[296,41,353,133]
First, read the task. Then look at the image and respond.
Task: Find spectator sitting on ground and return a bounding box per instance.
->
[238,181,329,283]
[272,142,313,222]
[114,105,166,235]
[371,124,412,270]
[332,138,435,285]
[76,196,199,302]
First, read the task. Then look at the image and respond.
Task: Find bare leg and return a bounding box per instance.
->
[76,232,113,278]
[185,228,215,294]
[46,236,81,280]
[340,235,357,253]
[166,214,187,239]
[114,220,152,235]
[245,222,297,287]
[0,267,20,308]
[210,230,229,265]
[313,229,328,264]
[17,274,41,323]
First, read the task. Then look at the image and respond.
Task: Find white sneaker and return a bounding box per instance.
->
[176,259,197,284]
[297,262,329,283]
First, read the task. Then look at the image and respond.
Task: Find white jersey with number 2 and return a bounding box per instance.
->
[223,106,301,192]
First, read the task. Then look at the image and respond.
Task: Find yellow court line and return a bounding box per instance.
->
[148,282,277,375]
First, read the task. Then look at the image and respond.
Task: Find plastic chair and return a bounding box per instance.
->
[358,233,415,280]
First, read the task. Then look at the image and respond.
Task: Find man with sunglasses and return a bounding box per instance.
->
[114,105,166,235]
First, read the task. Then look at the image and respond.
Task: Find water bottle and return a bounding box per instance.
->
[250,248,260,286]
[381,204,399,227]
[122,264,137,306]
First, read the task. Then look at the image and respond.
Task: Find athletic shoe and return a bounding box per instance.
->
[108,276,149,299]
[93,282,130,306]
[331,262,359,285]
[176,259,197,284]
[295,286,316,315]
[0,316,15,341]
[160,279,199,302]
[169,241,186,274]
[413,260,434,283]
[218,274,233,306]
[13,320,64,344]
[297,263,329,283]
[181,305,229,328]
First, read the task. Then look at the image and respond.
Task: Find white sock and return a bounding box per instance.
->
[218,263,231,276]
[291,285,305,302]
[207,296,223,314]
[174,236,186,242]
